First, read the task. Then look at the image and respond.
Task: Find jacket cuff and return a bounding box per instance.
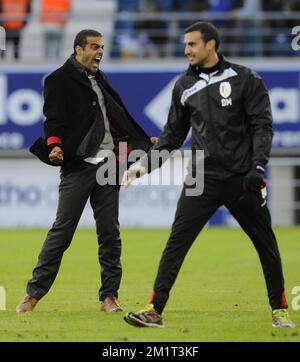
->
[47,136,63,153]
[253,164,265,173]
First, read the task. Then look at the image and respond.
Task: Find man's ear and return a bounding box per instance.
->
[75,45,82,56]
[206,39,216,51]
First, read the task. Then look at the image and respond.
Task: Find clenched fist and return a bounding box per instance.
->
[49,146,64,165]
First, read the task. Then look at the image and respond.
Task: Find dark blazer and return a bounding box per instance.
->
[30,58,151,171]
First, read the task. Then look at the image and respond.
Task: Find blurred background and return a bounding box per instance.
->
[0,0,300,229]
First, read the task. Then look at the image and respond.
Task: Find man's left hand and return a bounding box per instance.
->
[244,166,265,192]
[121,166,146,187]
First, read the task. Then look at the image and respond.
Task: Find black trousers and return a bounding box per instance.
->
[152,174,286,313]
[27,164,121,301]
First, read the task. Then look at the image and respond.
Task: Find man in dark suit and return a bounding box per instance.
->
[16,29,152,313]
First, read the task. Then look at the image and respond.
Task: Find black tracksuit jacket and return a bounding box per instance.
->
[148,54,273,175]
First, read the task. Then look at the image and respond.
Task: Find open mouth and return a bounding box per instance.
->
[93,57,101,66]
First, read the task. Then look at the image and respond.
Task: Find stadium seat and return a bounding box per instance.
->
[117,0,139,11]
[62,0,117,60]
[20,0,117,62]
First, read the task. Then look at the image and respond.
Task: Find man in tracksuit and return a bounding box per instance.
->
[16,29,152,313]
[122,22,295,328]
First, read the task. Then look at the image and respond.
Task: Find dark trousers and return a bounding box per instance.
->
[152,174,286,313]
[27,164,122,301]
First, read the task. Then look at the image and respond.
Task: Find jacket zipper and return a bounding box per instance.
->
[204,76,218,161]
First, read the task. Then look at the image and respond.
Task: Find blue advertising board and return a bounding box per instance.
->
[0,63,300,151]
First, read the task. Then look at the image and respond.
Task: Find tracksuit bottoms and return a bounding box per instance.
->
[151,173,287,314]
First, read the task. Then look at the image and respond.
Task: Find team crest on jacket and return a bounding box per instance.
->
[219,82,231,98]
[219,82,232,107]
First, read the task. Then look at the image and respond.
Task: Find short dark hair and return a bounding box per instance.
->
[184,22,220,50]
[73,29,103,54]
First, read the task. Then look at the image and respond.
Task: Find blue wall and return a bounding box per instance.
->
[0,64,299,226]
[0,64,300,150]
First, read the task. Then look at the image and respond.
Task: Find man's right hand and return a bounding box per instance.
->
[49,146,64,164]
[121,166,146,187]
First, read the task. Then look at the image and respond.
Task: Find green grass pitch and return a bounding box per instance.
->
[0,227,299,342]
